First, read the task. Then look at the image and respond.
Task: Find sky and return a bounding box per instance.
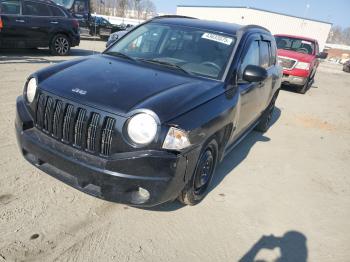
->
[152,0,350,28]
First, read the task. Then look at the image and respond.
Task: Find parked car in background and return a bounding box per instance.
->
[275,34,327,94]
[0,0,80,55]
[89,16,126,40]
[15,16,282,207]
[105,25,133,47]
[343,60,350,72]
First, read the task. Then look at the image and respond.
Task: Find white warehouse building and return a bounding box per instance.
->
[177,5,332,50]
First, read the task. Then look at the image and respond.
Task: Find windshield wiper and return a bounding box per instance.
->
[104,51,136,61]
[138,58,192,75]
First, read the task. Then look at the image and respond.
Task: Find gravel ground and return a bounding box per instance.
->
[0,41,350,262]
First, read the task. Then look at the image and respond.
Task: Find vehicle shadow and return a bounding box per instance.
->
[239,231,307,262]
[142,107,281,212]
[280,82,317,93]
[0,48,99,64]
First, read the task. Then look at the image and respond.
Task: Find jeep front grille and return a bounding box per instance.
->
[35,94,116,156]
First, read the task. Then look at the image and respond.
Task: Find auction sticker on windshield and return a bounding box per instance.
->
[201,33,233,45]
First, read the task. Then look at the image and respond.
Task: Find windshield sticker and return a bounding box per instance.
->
[201,33,233,45]
[301,40,312,45]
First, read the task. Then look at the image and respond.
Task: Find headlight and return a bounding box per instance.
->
[162,127,191,151]
[127,113,158,145]
[109,33,118,42]
[26,77,37,103]
[295,62,310,70]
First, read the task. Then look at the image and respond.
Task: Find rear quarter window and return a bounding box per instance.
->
[50,5,65,17]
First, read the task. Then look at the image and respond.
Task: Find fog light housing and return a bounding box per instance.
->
[130,187,150,204]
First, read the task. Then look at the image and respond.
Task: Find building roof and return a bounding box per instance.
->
[151,17,269,35]
[177,5,333,25]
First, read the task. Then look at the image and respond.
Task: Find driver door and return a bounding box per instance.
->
[234,36,262,136]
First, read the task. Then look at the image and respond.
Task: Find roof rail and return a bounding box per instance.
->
[241,24,270,33]
[151,15,198,20]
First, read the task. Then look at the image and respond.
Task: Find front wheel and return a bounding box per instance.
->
[50,34,71,56]
[297,76,312,94]
[178,140,218,205]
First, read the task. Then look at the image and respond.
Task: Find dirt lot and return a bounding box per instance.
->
[0,41,350,262]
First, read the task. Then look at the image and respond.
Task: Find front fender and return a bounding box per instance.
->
[167,87,240,149]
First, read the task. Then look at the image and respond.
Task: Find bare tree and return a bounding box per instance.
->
[343,27,350,45]
[116,0,130,17]
[327,26,343,44]
[142,0,156,19]
[131,0,143,19]
[89,0,156,18]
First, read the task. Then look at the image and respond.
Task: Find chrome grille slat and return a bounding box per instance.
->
[86,113,100,152]
[62,104,74,142]
[52,101,63,137]
[100,117,115,156]
[43,97,54,132]
[74,108,86,147]
[36,94,47,128]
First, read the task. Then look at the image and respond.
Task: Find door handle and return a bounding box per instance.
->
[258,82,264,88]
[50,21,58,24]
[15,19,25,23]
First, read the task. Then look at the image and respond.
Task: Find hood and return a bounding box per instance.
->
[277,49,314,62]
[37,55,222,122]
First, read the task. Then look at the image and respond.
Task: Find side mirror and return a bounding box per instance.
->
[317,52,328,59]
[243,65,268,82]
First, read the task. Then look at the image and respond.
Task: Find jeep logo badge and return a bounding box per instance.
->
[72,88,87,95]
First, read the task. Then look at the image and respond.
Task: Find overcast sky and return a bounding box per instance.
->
[152,0,349,28]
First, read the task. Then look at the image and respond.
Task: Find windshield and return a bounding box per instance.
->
[275,36,315,55]
[106,23,236,79]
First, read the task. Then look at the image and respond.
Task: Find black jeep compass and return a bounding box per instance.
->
[15,16,282,206]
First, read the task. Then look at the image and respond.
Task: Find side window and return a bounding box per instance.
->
[0,0,21,15]
[260,40,270,68]
[239,40,260,79]
[50,6,65,17]
[23,1,50,16]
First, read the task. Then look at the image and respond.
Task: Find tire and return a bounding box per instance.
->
[255,91,279,133]
[297,77,311,94]
[178,139,218,205]
[50,34,71,56]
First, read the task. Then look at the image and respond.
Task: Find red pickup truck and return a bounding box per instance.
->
[274,34,328,94]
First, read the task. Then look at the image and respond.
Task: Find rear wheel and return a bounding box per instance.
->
[255,91,279,133]
[178,140,218,205]
[50,34,71,56]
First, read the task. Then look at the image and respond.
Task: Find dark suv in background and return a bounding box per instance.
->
[0,0,80,55]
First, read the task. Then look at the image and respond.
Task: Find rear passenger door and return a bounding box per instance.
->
[22,0,52,46]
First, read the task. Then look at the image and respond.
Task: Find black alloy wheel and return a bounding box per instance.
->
[50,34,71,56]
